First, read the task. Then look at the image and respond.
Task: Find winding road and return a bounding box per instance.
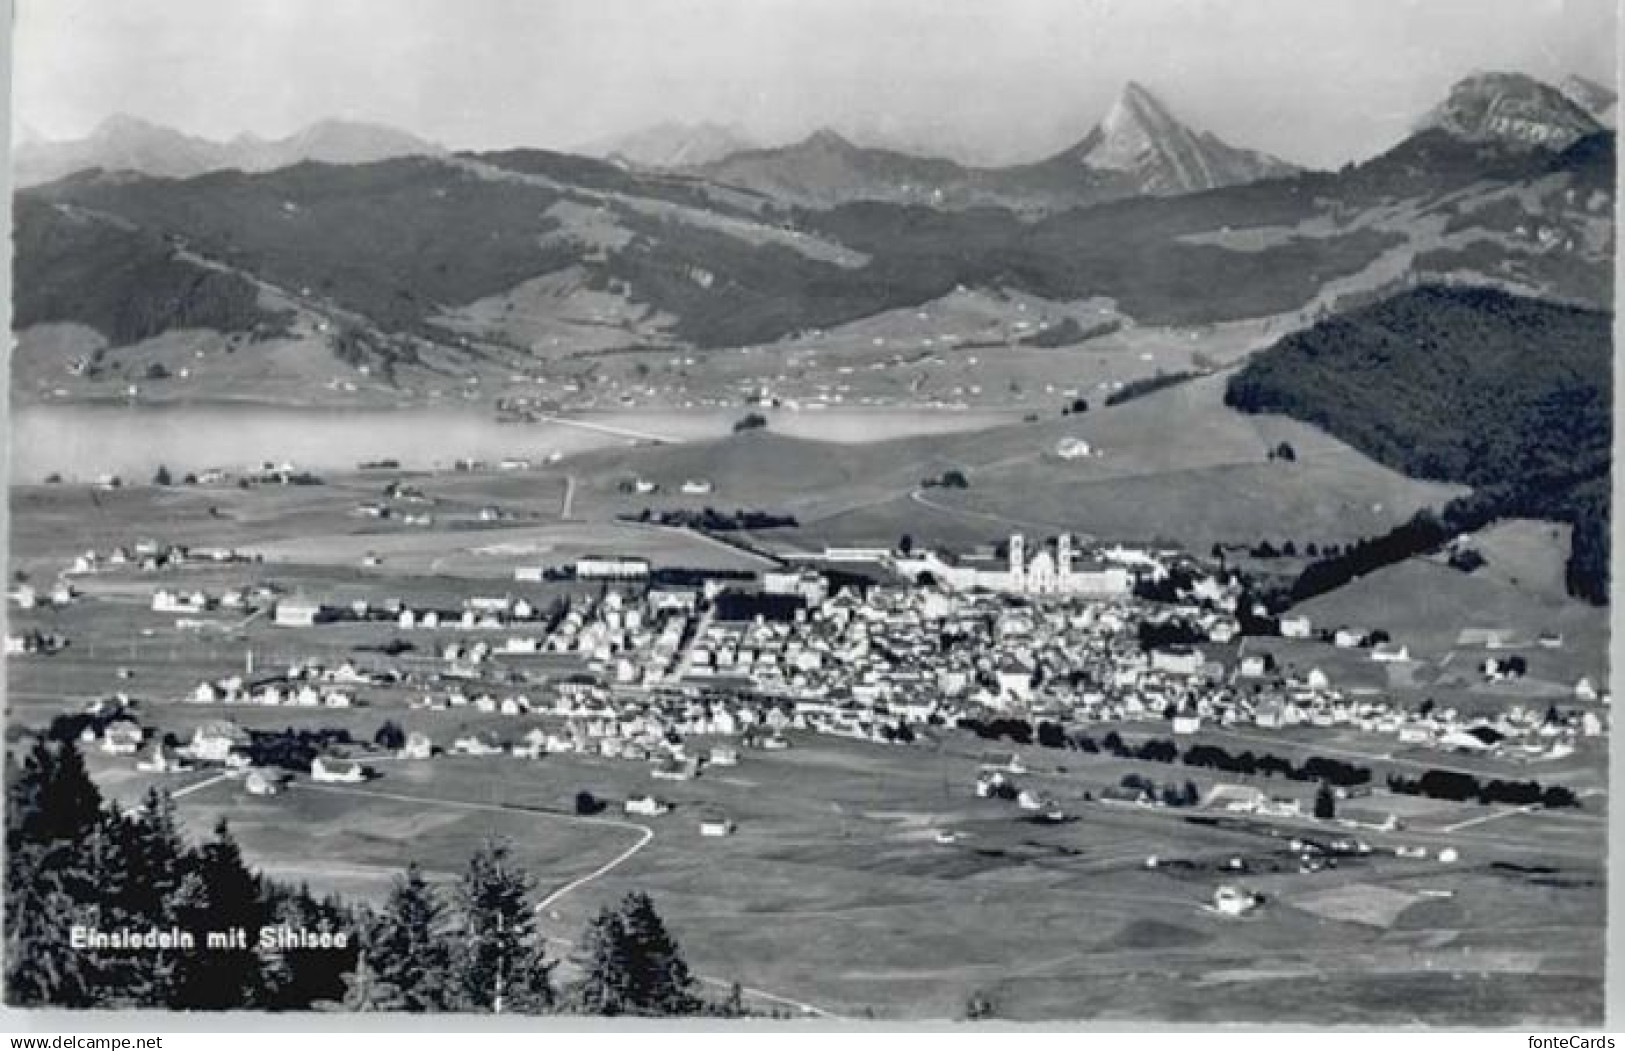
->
[280,779,853,1020]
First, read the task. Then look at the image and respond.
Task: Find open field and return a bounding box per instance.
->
[58,726,1607,1024]
[1295,555,1610,693]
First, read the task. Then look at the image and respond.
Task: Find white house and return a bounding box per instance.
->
[1333,627,1367,649]
[1150,647,1203,676]
[190,722,250,763]
[100,721,145,756]
[400,732,435,759]
[575,556,651,581]
[699,815,735,837]
[311,755,366,783]
[244,771,281,796]
[274,599,330,628]
[1279,615,1312,639]
[1213,885,1260,917]
[625,795,671,817]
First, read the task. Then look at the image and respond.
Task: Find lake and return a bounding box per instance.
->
[9,403,1020,483]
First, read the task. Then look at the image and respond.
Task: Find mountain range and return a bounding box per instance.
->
[10,70,1614,396]
[13,115,444,188]
[694,82,1300,210]
[581,121,758,169]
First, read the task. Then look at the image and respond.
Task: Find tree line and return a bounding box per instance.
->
[1385,769,1581,809]
[956,719,1372,788]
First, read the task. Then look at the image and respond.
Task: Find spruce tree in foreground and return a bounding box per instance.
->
[574,906,635,1015]
[367,863,455,1011]
[572,892,698,1016]
[453,839,553,1013]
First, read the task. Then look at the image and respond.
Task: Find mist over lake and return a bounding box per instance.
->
[10,404,1019,482]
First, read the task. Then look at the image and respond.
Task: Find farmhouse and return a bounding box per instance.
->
[699,815,735,837]
[1213,885,1261,916]
[625,795,671,816]
[190,721,250,763]
[311,755,366,783]
[136,743,190,774]
[244,771,281,797]
[1055,436,1093,459]
[1333,627,1368,649]
[1279,615,1312,639]
[575,556,651,581]
[1205,784,1268,813]
[274,598,332,628]
[100,720,144,756]
[452,730,507,756]
[400,732,434,759]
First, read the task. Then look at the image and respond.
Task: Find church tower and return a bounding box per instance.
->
[1057,533,1073,585]
[1008,533,1026,592]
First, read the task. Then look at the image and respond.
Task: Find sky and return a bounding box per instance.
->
[12,0,1620,168]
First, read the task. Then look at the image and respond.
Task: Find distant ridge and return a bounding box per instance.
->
[582,121,759,169]
[1416,72,1602,151]
[14,115,444,187]
[697,81,1300,210]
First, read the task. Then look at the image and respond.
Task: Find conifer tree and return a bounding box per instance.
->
[5,739,108,1007]
[367,863,455,1011]
[170,820,272,1010]
[571,893,697,1016]
[617,892,697,1015]
[573,906,635,1015]
[452,840,552,1013]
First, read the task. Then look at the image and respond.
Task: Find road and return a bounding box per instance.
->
[528,413,679,445]
[172,772,232,800]
[281,780,853,1020]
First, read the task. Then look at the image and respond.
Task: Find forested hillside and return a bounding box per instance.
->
[14,197,291,346]
[1226,285,1612,602]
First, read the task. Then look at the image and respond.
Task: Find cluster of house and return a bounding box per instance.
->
[423,709,767,770]
[439,588,700,684]
[973,759,1067,821]
[99,711,366,792]
[183,661,400,709]
[276,593,549,631]
[6,629,69,655]
[9,581,78,609]
[64,540,257,576]
[151,585,270,616]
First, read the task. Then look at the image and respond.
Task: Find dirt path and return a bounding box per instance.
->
[283,780,854,1020]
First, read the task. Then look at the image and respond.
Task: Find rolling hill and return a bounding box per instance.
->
[1225,285,1612,602]
[10,72,1613,410]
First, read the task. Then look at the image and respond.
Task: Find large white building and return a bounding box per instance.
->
[893,533,1132,597]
